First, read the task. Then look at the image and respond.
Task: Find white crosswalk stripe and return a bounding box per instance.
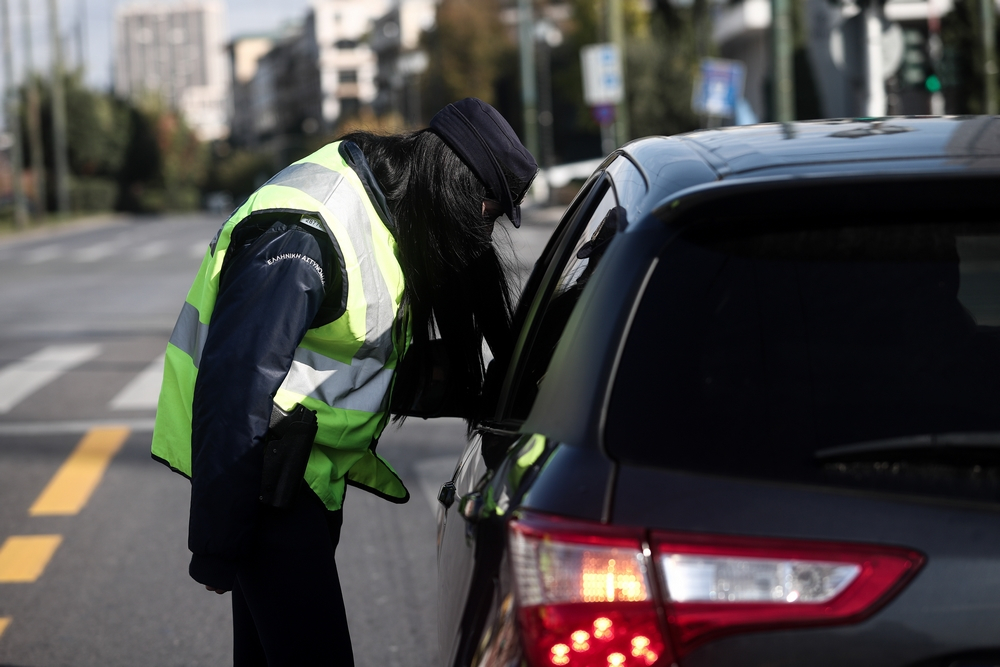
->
[109,354,164,410]
[133,241,169,260]
[21,244,62,264]
[6,239,215,265]
[0,344,102,413]
[72,242,119,263]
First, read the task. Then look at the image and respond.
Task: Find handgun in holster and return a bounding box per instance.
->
[260,403,318,508]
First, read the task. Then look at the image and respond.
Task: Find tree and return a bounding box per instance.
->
[421,0,512,113]
[627,0,702,137]
[941,0,1000,114]
[25,72,210,213]
[119,95,208,212]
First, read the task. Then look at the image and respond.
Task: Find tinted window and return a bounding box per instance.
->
[507,181,620,420]
[605,156,647,216]
[607,218,1000,501]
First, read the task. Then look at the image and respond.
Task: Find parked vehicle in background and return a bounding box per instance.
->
[425,117,1000,667]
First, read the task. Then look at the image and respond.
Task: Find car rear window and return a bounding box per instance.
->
[606,217,1000,503]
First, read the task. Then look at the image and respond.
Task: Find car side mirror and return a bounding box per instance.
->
[390,338,472,419]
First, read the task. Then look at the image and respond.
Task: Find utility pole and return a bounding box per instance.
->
[1,0,28,228]
[22,0,46,217]
[983,0,998,114]
[927,0,945,114]
[535,20,556,168]
[517,0,539,160]
[863,0,887,115]
[608,0,629,146]
[770,0,794,121]
[78,0,88,73]
[48,0,70,214]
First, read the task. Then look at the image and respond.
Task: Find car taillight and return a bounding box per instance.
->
[509,513,672,667]
[509,512,925,665]
[652,531,925,656]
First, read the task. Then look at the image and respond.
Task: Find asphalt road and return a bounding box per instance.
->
[0,205,561,667]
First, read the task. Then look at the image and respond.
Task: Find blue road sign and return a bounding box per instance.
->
[692,58,747,118]
[581,43,624,106]
[590,104,616,126]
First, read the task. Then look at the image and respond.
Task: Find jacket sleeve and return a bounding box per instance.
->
[187,218,337,590]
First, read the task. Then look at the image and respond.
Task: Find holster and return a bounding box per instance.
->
[260,403,318,508]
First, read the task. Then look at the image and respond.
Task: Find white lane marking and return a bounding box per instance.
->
[109,354,164,410]
[0,419,155,436]
[21,244,63,264]
[413,456,458,518]
[0,344,102,414]
[133,241,169,260]
[73,242,117,263]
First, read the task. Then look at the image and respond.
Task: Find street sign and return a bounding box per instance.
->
[691,58,746,118]
[581,43,624,106]
[590,104,616,126]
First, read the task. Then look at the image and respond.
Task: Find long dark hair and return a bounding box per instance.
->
[339,129,517,423]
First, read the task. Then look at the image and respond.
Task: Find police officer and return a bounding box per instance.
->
[152,98,537,666]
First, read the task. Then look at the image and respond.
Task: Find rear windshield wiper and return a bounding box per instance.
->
[815,433,1000,466]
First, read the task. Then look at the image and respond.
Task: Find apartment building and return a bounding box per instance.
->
[114,1,230,141]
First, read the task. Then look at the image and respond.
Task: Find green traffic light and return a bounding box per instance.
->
[925,74,942,93]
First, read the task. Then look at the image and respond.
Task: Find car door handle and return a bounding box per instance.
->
[438,481,457,509]
[458,491,483,523]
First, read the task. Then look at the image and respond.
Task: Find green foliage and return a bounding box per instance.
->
[70,177,119,212]
[63,75,132,178]
[941,0,1000,114]
[421,0,513,112]
[205,145,276,203]
[22,71,210,214]
[626,1,702,137]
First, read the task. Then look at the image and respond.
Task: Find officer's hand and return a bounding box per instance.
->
[205,585,229,595]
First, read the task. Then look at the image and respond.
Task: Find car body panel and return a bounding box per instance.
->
[673,116,1000,177]
[436,116,1000,667]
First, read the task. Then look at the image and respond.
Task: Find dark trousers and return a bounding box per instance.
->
[232,487,354,667]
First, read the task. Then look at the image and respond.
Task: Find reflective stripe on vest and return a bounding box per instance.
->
[152,142,410,510]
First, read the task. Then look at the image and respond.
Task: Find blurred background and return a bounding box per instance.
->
[0,2,997,664]
[0,0,997,229]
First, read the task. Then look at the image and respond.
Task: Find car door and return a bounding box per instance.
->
[436,157,643,666]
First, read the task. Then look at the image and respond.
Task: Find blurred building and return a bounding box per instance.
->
[229,33,281,148]
[371,0,437,125]
[114,1,230,141]
[311,0,391,127]
[230,0,402,155]
[229,20,322,154]
[713,0,960,120]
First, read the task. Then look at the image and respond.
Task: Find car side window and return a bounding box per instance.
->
[506,180,620,420]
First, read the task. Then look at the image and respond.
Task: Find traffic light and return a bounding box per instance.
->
[901,28,929,89]
[900,28,947,94]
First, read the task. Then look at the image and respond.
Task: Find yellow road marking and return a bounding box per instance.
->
[0,535,63,583]
[29,426,130,516]
[0,616,10,639]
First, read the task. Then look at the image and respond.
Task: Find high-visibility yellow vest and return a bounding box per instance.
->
[152,141,410,511]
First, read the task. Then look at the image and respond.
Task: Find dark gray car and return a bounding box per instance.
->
[430,117,1000,667]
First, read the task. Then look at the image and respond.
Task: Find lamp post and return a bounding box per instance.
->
[983,0,998,114]
[22,0,46,216]
[517,0,539,159]
[771,0,794,121]
[48,0,71,214]
[607,0,629,146]
[535,18,561,169]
